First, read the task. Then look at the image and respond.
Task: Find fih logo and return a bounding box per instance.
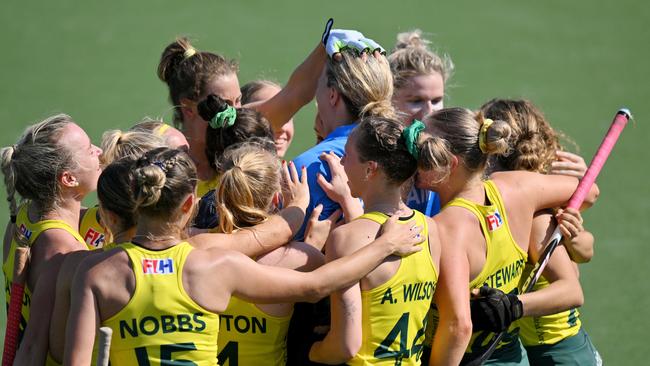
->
[486,210,503,231]
[83,228,105,248]
[142,258,174,274]
[18,224,33,240]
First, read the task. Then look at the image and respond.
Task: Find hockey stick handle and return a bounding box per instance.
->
[464,108,632,366]
[96,327,113,366]
[2,246,31,366]
[525,108,631,292]
[567,108,631,209]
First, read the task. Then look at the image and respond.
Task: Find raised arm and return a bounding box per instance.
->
[249,43,326,132]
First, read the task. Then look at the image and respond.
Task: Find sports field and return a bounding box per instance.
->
[1,0,648,363]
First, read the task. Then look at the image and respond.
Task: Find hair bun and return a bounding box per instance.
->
[479,114,512,156]
[134,164,166,208]
[394,30,431,51]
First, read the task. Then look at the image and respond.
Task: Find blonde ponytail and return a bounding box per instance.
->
[1,146,18,221]
[217,144,280,233]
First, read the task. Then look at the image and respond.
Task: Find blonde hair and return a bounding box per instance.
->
[100,129,166,167]
[217,144,280,233]
[0,114,77,219]
[326,50,395,120]
[158,37,239,126]
[480,99,568,173]
[424,107,512,180]
[389,30,454,90]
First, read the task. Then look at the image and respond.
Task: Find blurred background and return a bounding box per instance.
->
[1,0,648,363]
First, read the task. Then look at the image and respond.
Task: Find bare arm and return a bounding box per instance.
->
[231,217,421,304]
[64,257,102,366]
[556,208,594,263]
[430,217,473,366]
[518,213,583,317]
[495,171,599,212]
[14,230,84,366]
[309,228,365,364]
[248,44,326,132]
[187,216,422,313]
[190,162,309,256]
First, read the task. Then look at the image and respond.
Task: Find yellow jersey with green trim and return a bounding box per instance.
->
[102,242,220,365]
[516,266,581,346]
[348,210,437,366]
[79,206,107,250]
[446,180,528,357]
[197,176,219,197]
[3,203,85,344]
[217,297,292,366]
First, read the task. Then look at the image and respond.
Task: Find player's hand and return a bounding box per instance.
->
[470,286,523,332]
[550,151,587,179]
[556,207,584,244]
[281,160,310,211]
[304,204,343,250]
[316,152,351,205]
[320,19,385,59]
[377,212,424,256]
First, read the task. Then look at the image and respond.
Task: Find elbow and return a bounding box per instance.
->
[340,341,361,361]
[582,184,600,209]
[445,315,473,342]
[570,285,584,308]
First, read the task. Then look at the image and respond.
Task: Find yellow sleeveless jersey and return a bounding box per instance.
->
[197,176,219,198]
[445,180,528,357]
[3,203,85,343]
[79,206,107,250]
[217,297,292,366]
[516,265,581,346]
[348,210,437,366]
[102,242,220,365]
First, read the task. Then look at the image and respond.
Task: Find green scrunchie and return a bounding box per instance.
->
[209,105,237,129]
[402,120,425,159]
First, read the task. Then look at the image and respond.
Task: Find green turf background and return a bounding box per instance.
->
[1,0,648,363]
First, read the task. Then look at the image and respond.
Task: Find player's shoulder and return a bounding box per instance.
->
[75,246,129,286]
[326,218,378,257]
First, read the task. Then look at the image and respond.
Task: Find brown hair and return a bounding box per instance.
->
[217,144,280,233]
[241,80,281,105]
[157,37,239,126]
[480,99,569,173]
[97,157,137,230]
[100,129,166,167]
[389,30,454,90]
[0,114,77,219]
[197,94,274,171]
[352,116,450,185]
[326,50,395,120]
[132,147,197,222]
[425,107,512,179]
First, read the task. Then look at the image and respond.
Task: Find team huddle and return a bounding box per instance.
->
[1,20,604,366]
